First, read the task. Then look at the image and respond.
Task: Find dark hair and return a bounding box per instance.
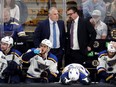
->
[4,0,15,9]
[67,7,80,15]
[66,1,77,8]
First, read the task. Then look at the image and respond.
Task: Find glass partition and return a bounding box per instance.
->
[23,0,66,32]
[0,0,116,39]
[0,0,4,39]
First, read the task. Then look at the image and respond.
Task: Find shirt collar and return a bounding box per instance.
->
[74,16,79,23]
[49,18,54,24]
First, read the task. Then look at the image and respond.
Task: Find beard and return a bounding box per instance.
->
[108,52,116,58]
[67,17,74,23]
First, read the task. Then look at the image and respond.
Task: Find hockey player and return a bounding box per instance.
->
[110,41,116,49]
[0,36,22,83]
[97,42,116,84]
[60,63,91,85]
[0,51,7,83]
[22,39,59,83]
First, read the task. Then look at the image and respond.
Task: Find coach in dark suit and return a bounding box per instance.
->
[65,7,96,66]
[33,7,65,70]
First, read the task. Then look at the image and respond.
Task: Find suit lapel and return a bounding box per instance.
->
[46,19,50,38]
[78,18,81,32]
[57,21,61,32]
[77,18,82,37]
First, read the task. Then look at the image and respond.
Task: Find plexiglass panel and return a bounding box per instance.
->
[0,0,4,39]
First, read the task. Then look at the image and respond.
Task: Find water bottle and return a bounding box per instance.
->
[34,49,41,54]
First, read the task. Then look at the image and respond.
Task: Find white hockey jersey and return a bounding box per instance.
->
[97,53,116,73]
[62,63,90,76]
[26,54,58,78]
[0,51,7,78]
[0,49,22,78]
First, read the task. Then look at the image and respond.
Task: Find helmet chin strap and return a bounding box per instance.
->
[44,47,50,59]
[47,47,50,52]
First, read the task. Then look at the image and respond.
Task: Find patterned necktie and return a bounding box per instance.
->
[53,22,57,48]
[70,21,74,48]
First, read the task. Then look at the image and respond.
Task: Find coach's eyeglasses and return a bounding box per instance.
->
[67,12,75,16]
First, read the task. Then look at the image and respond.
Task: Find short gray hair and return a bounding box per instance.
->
[48,7,57,14]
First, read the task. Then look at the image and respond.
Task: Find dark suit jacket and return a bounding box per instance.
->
[66,18,96,55]
[34,19,65,49]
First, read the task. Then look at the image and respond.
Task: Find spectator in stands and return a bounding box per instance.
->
[65,7,96,66]
[90,10,108,39]
[110,0,116,20]
[4,0,20,21]
[82,0,106,21]
[15,0,28,24]
[0,36,22,83]
[97,41,116,84]
[22,39,59,83]
[103,0,116,28]
[60,63,91,85]
[3,8,26,41]
[34,7,65,70]
[104,0,112,13]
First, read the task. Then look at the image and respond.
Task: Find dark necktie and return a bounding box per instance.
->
[53,22,57,48]
[70,21,74,48]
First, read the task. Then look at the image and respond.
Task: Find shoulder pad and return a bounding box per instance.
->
[48,53,58,63]
[99,53,107,58]
[11,22,19,25]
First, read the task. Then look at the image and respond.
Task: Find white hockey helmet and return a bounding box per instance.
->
[1,36,14,46]
[68,68,80,81]
[92,10,101,16]
[107,42,116,52]
[41,39,52,48]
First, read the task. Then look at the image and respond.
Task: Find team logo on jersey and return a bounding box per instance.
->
[37,62,48,69]
[1,56,6,59]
